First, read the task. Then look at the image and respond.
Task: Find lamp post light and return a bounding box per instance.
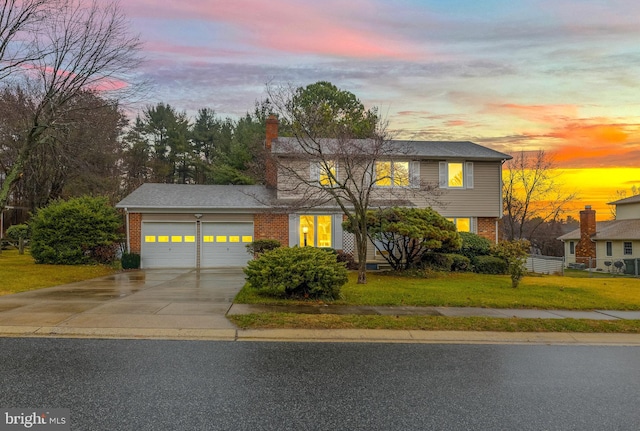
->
[302,226,308,247]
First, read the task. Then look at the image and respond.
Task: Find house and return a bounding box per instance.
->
[116,117,511,269]
[558,199,640,273]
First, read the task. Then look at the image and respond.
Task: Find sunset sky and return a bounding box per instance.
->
[121,0,640,219]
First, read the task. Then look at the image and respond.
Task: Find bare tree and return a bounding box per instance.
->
[268,82,440,284]
[0,0,51,80]
[0,0,143,211]
[608,184,640,219]
[503,150,576,241]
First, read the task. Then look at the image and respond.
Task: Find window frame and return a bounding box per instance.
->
[569,241,575,255]
[375,160,411,187]
[606,241,613,257]
[439,161,474,189]
[299,214,333,248]
[624,241,633,256]
[446,217,474,233]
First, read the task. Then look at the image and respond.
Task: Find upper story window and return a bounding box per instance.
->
[319,161,337,186]
[375,161,410,187]
[439,161,474,189]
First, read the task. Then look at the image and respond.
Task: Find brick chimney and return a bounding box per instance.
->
[577,205,596,267]
[265,115,278,188]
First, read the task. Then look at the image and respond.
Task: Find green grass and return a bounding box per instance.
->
[235,271,640,310]
[0,249,118,295]
[228,313,640,333]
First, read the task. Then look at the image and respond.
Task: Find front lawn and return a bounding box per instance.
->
[0,249,118,295]
[234,271,640,310]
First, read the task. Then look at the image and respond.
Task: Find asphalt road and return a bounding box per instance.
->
[1,339,639,430]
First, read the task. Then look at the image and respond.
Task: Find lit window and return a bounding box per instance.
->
[448,163,464,188]
[184,236,195,243]
[203,236,214,243]
[439,162,473,189]
[375,161,409,187]
[319,161,337,186]
[242,236,253,243]
[447,217,471,232]
[145,236,156,243]
[624,242,633,255]
[299,215,332,248]
[216,236,227,243]
[158,236,169,243]
[171,236,182,243]
[229,236,240,243]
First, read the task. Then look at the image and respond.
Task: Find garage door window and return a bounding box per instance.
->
[145,236,156,242]
[158,236,169,243]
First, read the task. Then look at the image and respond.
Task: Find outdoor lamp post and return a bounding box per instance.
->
[302,226,308,246]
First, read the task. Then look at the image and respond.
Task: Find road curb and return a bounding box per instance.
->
[2,326,640,345]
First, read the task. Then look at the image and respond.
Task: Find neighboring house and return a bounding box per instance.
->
[116,117,511,269]
[558,198,640,272]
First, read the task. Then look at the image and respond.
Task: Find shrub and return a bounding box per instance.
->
[450,254,471,272]
[420,252,454,271]
[473,255,507,274]
[6,224,29,254]
[30,196,122,265]
[121,252,141,269]
[492,240,530,288]
[244,246,348,299]
[459,232,491,259]
[245,239,281,256]
[336,250,358,270]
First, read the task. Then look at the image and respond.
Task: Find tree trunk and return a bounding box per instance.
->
[355,224,368,284]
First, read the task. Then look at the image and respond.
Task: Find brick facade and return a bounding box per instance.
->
[254,213,289,246]
[128,213,142,253]
[477,217,498,243]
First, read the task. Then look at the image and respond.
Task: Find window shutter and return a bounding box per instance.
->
[288,214,299,247]
[465,162,474,189]
[310,162,319,182]
[410,161,421,188]
[439,162,447,188]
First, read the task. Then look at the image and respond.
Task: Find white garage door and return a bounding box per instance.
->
[141,222,197,268]
[201,222,253,267]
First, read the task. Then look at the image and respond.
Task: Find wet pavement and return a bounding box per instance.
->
[1,270,640,345]
[0,269,246,337]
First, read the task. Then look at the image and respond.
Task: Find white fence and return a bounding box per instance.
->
[526,255,564,275]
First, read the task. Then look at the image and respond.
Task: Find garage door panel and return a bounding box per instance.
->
[142,222,196,268]
[201,222,253,267]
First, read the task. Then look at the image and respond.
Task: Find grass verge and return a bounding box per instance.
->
[229,313,640,333]
[235,271,640,310]
[0,249,118,295]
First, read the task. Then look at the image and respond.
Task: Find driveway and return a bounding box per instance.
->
[0,269,246,338]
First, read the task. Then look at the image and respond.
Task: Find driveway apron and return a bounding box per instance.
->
[0,269,246,332]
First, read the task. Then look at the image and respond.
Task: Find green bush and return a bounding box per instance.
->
[245,239,281,256]
[459,232,491,259]
[121,252,141,269]
[420,252,454,271]
[30,196,122,265]
[450,254,471,272]
[6,224,29,254]
[473,255,507,274]
[244,246,348,299]
[492,240,530,288]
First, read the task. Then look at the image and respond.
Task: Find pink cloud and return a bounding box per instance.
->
[125,0,423,59]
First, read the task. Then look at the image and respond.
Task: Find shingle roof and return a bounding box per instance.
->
[271,138,512,161]
[557,219,640,241]
[116,184,276,210]
[608,194,640,206]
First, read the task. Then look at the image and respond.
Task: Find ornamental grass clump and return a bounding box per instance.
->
[244,246,348,300]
